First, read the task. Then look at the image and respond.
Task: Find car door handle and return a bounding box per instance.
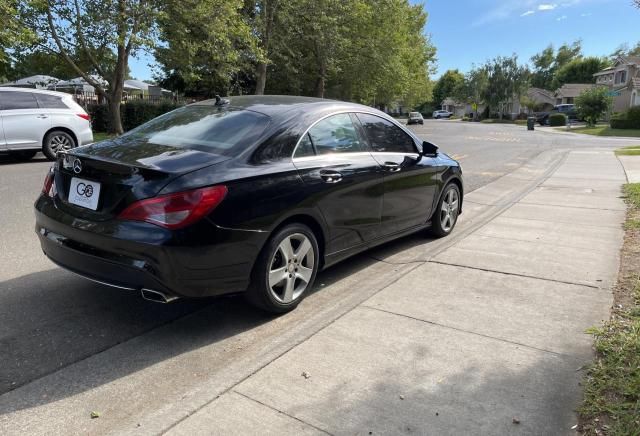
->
[36,114,48,119]
[319,170,343,183]
[383,162,401,172]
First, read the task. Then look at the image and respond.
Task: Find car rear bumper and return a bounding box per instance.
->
[35,195,268,299]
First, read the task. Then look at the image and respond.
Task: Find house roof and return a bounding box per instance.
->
[555,83,593,98]
[622,56,640,65]
[0,75,61,88]
[527,87,555,103]
[442,97,460,106]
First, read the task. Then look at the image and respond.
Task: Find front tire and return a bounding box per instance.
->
[429,183,461,238]
[43,130,76,160]
[246,223,319,313]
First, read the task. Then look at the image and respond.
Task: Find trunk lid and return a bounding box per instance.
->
[54,139,230,220]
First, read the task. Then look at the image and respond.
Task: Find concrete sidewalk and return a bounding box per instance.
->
[618,154,640,183]
[168,150,626,436]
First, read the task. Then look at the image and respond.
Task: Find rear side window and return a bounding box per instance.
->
[0,91,39,110]
[356,113,417,153]
[120,105,271,156]
[35,94,69,109]
[294,133,315,158]
[307,113,366,155]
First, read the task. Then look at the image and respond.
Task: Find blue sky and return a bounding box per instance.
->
[129,0,640,81]
[424,0,640,77]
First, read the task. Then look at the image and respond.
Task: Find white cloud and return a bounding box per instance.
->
[556,14,568,20]
[521,10,536,16]
[580,12,592,16]
[538,3,558,10]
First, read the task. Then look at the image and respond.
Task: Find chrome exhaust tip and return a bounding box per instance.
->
[141,288,179,304]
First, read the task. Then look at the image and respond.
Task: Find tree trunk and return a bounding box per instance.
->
[315,57,326,98]
[108,97,123,134]
[255,62,267,95]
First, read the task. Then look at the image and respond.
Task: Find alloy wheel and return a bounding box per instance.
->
[440,188,459,232]
[267,233,315,304]
[49,134,72,153]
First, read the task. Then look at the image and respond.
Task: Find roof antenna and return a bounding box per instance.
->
[214,94,229,106]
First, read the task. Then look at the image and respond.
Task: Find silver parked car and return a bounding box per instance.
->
[432,110,453,119]
[0,87,93,161]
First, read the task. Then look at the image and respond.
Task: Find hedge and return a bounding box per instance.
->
[549,113,567,127]
[87,100,182,133]
[610,107,640,129]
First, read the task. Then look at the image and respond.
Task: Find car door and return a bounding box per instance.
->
[0,90,51,150]
[292,113,384,255]
[355,112,439,235]
[0,111,6,151]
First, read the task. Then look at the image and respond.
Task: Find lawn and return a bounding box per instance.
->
[557,125,640,138]
[579,183,640,434]
[615,146,640,156]
[92,132,117,143]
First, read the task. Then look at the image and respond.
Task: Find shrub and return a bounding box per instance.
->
[87,101,182,133]
[610,107,640,129]
[575,86,612,126]
[549,113,567,126]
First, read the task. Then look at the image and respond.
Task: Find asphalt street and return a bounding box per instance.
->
[0,120,637,434]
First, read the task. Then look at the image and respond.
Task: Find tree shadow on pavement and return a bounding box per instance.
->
[0,244,399,416]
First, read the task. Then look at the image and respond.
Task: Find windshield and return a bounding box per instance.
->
[120,105,270,156]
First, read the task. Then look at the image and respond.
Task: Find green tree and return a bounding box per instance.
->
[21,0,160,134]
[530,45,555,89]
[530,41,582,90]
[552,56,610,88]
[609,41,640,60]
[575,86,612,126]
[155,0,257,97]
[432,69,464,107]
[0,0,35,80]
[482,55,529,118]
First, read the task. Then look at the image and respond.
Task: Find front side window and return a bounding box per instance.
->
[0,91,39,110]
[307,113,366,155]
[356,113,417,154]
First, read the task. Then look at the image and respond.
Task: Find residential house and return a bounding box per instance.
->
[554,83,593,105]
[593,56,640,112]
[526,87,555,111]
[441,97,487,118]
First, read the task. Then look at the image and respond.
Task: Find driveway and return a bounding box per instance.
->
[0,122,635,434]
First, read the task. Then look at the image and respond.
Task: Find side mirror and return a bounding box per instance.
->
[422,141,438,156]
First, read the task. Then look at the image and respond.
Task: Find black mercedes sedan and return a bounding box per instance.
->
[35,96,463,313]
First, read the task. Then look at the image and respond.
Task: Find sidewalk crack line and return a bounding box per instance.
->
[361,305,581,360]
[428,260,601,289]
[233,390,334,435]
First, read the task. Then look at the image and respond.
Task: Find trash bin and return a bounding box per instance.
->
[527,116,535,131]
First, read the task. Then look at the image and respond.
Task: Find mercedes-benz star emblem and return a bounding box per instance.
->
[72,158,82,174]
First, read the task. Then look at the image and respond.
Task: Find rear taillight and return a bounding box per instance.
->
[117,185,228,229]
[77,113,91,121]
[42,169,55,197]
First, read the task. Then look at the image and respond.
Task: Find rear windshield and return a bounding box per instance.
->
[409,112,420,117]
[119,105,270,155]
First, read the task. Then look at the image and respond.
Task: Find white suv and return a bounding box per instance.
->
[0,87,93,161]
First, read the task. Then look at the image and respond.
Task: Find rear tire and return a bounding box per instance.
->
[429,183,461,238]
[43,130,76,160]
[245,223,319,313]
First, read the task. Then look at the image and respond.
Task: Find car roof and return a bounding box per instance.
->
[0,86,73,98]
[193,95,378,118]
